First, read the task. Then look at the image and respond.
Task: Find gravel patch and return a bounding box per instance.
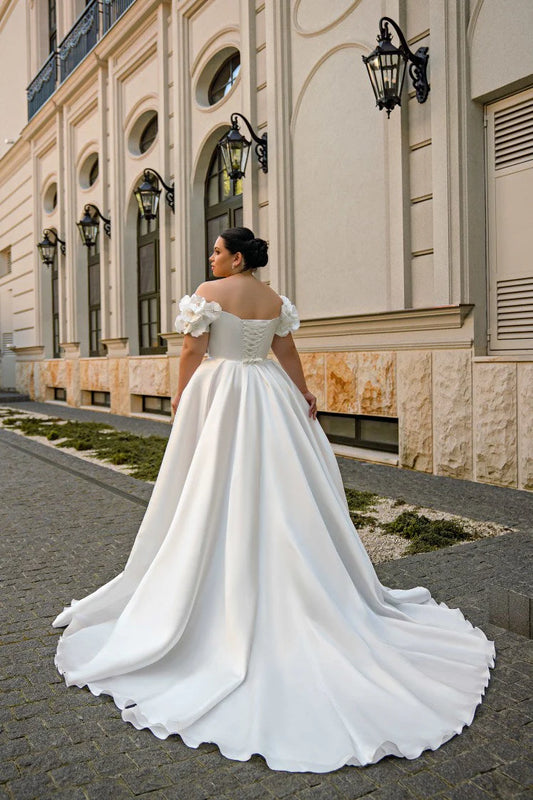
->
[354,495,514,563]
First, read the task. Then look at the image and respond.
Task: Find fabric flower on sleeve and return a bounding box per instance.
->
[174,293,222,337]
[275,296,300,337]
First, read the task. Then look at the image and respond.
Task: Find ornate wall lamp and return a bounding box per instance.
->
[77,204,111,248]
[134,169,175,221]
[362,17,430,117]
[218,113,268,180]
[37,229,66,267]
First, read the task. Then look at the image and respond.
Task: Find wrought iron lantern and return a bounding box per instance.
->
[134,169,175,221]
[37,229,66,267]
[362,17,429,117]
[218,113,268,180]
[77,204,111,248]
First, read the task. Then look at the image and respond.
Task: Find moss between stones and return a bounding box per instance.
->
[2,416,167,481]
[381,510,479,555]
[344,489,379,531]
[344,488,378,513]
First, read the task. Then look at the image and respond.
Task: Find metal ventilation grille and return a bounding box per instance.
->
[496,277,533,338]
[494,99,533,170]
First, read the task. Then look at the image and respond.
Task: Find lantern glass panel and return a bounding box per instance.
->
[237,142,250,176]
[38,238,55,265]
[365,56,382,102]
[137,187,160,220]
[77,219,99,247]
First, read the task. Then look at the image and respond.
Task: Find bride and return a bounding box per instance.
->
[53,227,495,773]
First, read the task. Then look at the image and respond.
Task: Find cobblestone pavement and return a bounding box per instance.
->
[0,416,532,800]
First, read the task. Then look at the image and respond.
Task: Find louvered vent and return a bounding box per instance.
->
[494,99,533,170]
[496,277,533,338]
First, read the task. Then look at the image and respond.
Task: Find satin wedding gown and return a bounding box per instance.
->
[53,293,495,773]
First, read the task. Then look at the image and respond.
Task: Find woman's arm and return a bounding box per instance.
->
[171,332,209,414]
[271,333,317,419]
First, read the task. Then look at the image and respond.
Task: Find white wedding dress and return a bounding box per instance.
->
[53,294,495,773]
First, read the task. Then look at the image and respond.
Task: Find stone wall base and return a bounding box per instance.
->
[15,347,533,491]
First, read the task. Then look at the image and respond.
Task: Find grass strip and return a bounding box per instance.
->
[1,415,167,481]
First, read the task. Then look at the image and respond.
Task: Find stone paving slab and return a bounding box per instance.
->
[0,426,532,800]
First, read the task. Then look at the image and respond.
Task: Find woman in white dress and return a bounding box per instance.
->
[53,227,495,773]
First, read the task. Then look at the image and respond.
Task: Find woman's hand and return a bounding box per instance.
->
[303,390,317,419]
[171,393,181,415]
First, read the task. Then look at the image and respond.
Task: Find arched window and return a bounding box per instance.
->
[204,146,243,280]
[137,212,164,353]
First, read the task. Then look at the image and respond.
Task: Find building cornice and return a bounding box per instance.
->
[293,305,475,353]
[297,304,473,338]
[0,137,31,179]
[11,346,45,360]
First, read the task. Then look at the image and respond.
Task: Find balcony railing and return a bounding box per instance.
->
[27,51,57,120]
[59,0,99,83]
[103,0,136,33]
[26,0,136,120]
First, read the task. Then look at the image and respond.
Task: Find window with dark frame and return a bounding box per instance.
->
[88,236,103,356]
[208,53,241,105]
[317,412,399,454]
[54,387,66,401]
[137,211,165,354]
[139,115,158,154]
[142,395,171,416]
[48,0,57,53]
[90,391,110,407]
[88,157,99,186]
[204,146,243,280]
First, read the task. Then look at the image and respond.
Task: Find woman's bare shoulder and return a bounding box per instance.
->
[194,281,220,301]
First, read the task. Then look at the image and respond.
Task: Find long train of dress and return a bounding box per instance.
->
[53,299,495,773]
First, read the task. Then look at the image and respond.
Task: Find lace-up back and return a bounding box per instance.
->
[174,293,300,363]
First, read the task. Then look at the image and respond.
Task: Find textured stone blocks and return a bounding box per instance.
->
[320,351,396,416]
[433,350,473,479]
[489,585,533,638]
[397,350,433,472]
[473,363,517,487]
[129,357,169,396]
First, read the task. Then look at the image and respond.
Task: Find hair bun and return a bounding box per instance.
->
[248,238,268,268]
[220,227,269,269]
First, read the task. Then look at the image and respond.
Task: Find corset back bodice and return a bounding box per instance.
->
[207,311,280,362]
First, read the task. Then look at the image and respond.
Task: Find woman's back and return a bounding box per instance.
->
[197,274,282,320]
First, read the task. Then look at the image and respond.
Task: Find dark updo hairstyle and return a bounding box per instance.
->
[220,227,268,270]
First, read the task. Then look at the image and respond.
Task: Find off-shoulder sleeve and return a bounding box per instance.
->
[275,295,300,337]
[174,293,222,337]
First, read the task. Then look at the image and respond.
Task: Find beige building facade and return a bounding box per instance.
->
[0,0,532,490]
